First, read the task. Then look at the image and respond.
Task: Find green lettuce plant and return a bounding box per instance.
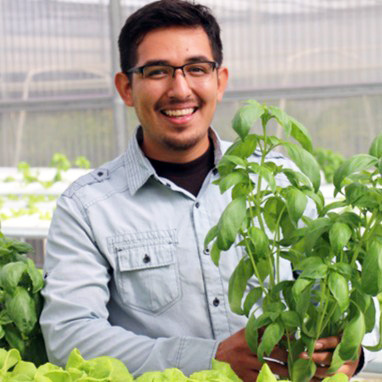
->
[0,233,47,366]
[204,100,382,381]
[0,347,352,382]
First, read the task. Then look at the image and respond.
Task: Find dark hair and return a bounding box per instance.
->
[118,0,223,75]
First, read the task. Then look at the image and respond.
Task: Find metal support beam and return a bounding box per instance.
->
[109,0,127,155]
[223,82,382,102]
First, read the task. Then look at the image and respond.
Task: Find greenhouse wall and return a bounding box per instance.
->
[1,0,382,168]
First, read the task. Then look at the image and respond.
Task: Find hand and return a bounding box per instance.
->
[300,336,360,381]
[215,328,289,382]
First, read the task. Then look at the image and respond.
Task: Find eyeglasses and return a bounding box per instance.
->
[126,61,218,81]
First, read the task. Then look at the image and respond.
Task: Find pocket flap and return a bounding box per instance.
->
[117,243,175,271]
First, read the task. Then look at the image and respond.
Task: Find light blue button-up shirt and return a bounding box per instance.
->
[40,128,317,376]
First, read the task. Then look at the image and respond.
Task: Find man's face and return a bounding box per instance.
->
[115,26,228,162]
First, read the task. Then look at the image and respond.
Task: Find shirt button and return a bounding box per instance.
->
[143,254,151,263]
[212,168,218,175]
[97,171,103,177]
[213,297,220,307]
[195,202,200,208]
[203,248,210,255]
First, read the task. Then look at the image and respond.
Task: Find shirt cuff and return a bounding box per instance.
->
[177,337,219,376]
[354,347,365,375]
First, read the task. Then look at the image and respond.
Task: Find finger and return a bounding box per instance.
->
[266,360,290,378]
[315,336,340,350]
[300,351,333,366]
[314,365,333,379]
[236,353,263,371]
[268,346,289,363]
[336,359,360,379]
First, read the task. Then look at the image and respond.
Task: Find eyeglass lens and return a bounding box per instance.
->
[143,62,215,79]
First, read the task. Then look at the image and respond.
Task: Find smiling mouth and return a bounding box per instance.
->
[161,107,197,117]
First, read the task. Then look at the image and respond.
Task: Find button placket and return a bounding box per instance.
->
[192,192,231,338]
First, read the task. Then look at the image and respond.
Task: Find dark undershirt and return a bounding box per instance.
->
[147,141,215,197]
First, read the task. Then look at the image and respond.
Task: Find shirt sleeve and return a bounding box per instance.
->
[357,298,381,373]
[40,193,219,377]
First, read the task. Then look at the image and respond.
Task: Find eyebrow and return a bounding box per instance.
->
[140,56,213,67]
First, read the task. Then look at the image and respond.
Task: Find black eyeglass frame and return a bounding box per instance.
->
[126,60,219,78]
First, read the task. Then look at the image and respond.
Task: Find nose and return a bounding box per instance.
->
[166,69,193,99]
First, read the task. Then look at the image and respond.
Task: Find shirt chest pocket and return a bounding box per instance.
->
[113,231,180,315]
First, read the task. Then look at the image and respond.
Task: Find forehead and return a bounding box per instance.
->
[135,26,214,65]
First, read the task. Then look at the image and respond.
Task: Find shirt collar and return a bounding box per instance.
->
[123,126,224,196]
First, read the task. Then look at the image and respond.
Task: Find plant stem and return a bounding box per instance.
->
[243,234,268,296]
[315,277,330,340]
[271,206,286,284]
[350,210,378,266]
[319,303,339,338]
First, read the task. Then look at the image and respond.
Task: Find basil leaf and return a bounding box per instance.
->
[284,142,321,192]
[364,308,382,352]
[364,297,376,333]
[228,258,254,315]
[333,154,378,192]
[245,313,260,353]
[258,166,276,193]
[232,101,264,140]
[361,240,382,296]
[221,154,247,167]
[248,226,269,259]
[4,326,26,355]
[204,225,218,250]
[243,287,263,317]
[281,168,311,188]
[329,222,352,254]
[26,258,44,294]
[210,241,221,266]
[0,262,27,294]
[328,272,349,312]
[216,197,246,251]
[304,218,332,254]
[257,321,284,360]
[338,308,365,361]
[281,311,300,329]
[328,346,345,373]
[218,170,248,193]
[345,182,368,206]
[369,133,382,158]
[5,287,37,334]
[284,188,308,226]
[263,197,286,233]
[230,134,259,158]
[289,117,314,153]
[291,358,316,382]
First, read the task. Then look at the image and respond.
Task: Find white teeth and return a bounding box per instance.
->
[163,108,194,117]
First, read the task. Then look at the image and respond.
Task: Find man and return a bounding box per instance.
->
[40,1,363,380]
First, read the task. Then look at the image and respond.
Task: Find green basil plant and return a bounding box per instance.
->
[0,232,47,365]
[204,100,382,381]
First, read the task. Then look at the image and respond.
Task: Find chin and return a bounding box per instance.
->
[162,133,203,152]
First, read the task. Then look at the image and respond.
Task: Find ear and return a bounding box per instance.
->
[114,72,134,106]
[216,66,229,102]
